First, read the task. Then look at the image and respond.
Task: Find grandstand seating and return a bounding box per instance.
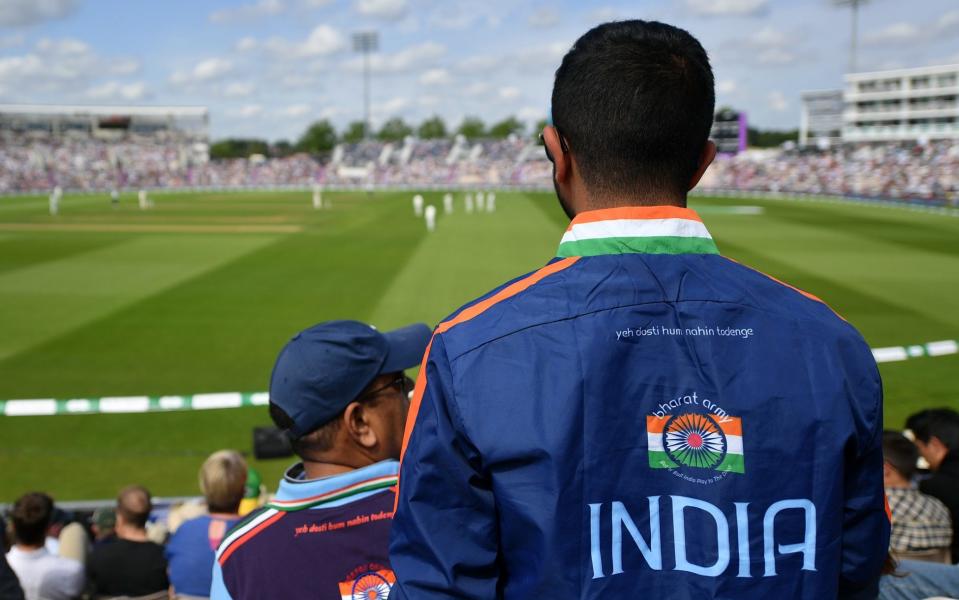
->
[1,134,957,204]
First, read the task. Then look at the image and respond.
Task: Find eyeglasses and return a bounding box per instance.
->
[357,373,414,402]
[538,128,569,163]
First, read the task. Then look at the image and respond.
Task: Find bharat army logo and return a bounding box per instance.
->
[339,565,395,600]
[646,393,745,483]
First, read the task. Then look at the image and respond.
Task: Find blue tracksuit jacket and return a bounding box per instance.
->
[389,205,889,599]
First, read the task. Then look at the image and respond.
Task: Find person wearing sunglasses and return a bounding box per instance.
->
[389,19,887,600]
[212,320,430,600]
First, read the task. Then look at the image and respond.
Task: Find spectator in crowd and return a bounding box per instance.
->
[166,450,247,599]
[883,430,953,561]
[86,485,168,598]
[237,468,265,517]
[212,320,430,600]
[0,552,23,600]
[906,408,959,564]
[5,493,83,600]
[89,508,115,546]
[389,19,888,599]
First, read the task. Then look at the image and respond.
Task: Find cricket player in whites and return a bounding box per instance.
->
[487,191,496,213]
[312,184,324,210]
[138,189,149,210]
[464,193,474,214]
[423,204,437,233]
[412,194,424,217]
[475,191,486,212]
[49,186,62,216]
[443,193,453,215]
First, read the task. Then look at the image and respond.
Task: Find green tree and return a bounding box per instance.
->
[456,116,486,139]
[296,120,338,153]
[271,140,294,157]
[746,127,799,148]
[489,116,524,139]
[209,138,269,159]
[417,115,447,139]
[533,118,549,140]
[377,117,413,142]
[342,120,367,143]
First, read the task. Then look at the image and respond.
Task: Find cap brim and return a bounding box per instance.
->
[380,323,432,373]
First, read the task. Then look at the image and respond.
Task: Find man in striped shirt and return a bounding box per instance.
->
[211,320,430,600]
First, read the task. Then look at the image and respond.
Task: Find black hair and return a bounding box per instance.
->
[11,492,54,547]
[269,402,341,457]
[906,408,959,453]
[882,430,919,479]
[551,20,715,200]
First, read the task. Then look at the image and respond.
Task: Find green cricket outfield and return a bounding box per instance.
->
[0,189,956,501]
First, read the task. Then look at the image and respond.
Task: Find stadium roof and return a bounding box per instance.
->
[0,104,208,117]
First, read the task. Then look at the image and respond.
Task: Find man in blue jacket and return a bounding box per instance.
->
[389,20,889,599]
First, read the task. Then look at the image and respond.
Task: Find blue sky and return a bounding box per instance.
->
[1,0,957,141]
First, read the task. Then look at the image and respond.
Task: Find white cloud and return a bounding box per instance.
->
[85,81,149,101]
[210,0,285,23]
[375,96,411,116]
[768,91,788,112]
[302,25,346,56]
[528,8,560,28]
[0,38,141,100]
[355,0,408,20]
[464,82,492,96]
[418,95,440,108]
[457,54,502,74]
[238,25,345,58]
[863,22,922,46]
[224,81,255,97]
[685,0,768,17]
[517,106,546,122]
[716,80,737,94]
[588,7,621,23]
[230,105,264,118]
[236,37,259,52]
[282,103,312,117]
[419,68,451,86]
[170,58,234,86]
[429,2,502,30]
[348,42,445,74]
[499,86,521,100]
[940,10,959,33]
[0,34,26,49]
[0,0,76,27]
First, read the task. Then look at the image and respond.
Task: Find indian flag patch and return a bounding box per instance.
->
[647,412,744,474]
[338,568,395,600]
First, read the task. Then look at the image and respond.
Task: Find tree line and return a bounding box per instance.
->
[211,115,548,159]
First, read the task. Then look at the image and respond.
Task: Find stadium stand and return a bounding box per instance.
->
[1,134,958,204]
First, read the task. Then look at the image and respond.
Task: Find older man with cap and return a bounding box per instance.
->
[211,319,430,600]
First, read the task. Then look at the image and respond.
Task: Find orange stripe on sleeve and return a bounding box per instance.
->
[217,511,285,566]
[393,257,581,513]
[566,206,703,231]
[722,256,846,321]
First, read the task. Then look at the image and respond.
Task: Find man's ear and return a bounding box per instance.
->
[688,139,717,191]
[543,125,571,183]
[343,401,377,449]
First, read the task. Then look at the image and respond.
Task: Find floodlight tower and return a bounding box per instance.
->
[834,0,869,73]
[352,31,379,140]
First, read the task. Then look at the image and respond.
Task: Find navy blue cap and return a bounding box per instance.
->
[269,320,431,437]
